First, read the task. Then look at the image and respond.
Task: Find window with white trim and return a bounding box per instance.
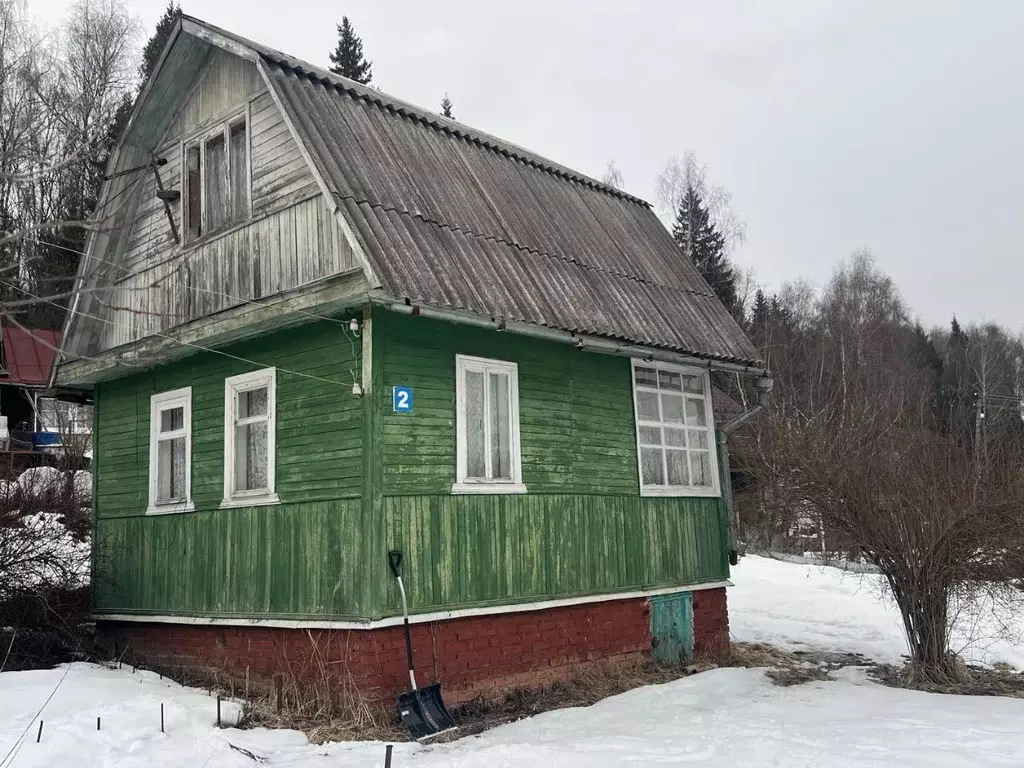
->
[222,368,278,508]
[148,387,193,514]
[632,362,720,496]
[184,115,249,242]
[454,355,525,494]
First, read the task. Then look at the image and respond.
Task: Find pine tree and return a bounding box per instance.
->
[440,93,454,119]
[329,16,373,84]
[750,288,770,343]
[672,184,736,313]
[139,2,182,83]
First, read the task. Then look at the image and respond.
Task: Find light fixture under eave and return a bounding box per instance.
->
[348,317,360,334]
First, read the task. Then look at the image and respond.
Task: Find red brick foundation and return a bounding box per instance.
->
[98,588,729,706]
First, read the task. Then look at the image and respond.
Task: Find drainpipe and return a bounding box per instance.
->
[718,376,774,566]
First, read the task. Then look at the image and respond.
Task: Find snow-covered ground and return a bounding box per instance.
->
[731,555,1024,669]
[2,556,1023,767]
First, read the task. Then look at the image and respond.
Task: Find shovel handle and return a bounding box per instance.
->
[388,550,404,578]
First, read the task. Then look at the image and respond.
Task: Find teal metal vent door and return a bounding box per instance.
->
[650,592,693,662]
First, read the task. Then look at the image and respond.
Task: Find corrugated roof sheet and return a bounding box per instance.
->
[0,328,59,386]
[187,17,762,366]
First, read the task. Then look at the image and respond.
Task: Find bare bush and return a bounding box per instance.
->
[738,252,1024,683]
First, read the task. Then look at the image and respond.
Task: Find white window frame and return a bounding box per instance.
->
[147,387,194,515]
[453,354,526,494]
[182,111,251,243]
[221,368,279,509]
[630,359,721,498]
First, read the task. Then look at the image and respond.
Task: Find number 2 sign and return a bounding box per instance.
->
[392,386,413,414]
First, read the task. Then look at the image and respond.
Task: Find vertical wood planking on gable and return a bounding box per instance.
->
[164,48,264,144]
[95,196,357,355]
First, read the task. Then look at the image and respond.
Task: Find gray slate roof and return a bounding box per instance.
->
[188,17,761,366]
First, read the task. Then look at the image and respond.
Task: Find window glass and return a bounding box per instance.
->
[186,146,202,240]
[149,388,192,512]
[229,122,248,220]
[456,356,522,490]
[223,370,277,504]
[633,364,717,495]
[465,370,486,478]
[157,435,186,501]
[205,133,227,232]
[489,372,511,480]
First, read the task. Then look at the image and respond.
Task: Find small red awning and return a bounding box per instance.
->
[0,327,60,386]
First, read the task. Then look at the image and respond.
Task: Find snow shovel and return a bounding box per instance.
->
[387,550,457,741]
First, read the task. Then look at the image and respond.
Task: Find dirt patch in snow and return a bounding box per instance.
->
[728,642,875,687]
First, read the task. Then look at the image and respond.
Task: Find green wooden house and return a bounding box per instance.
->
[54,16,768,703]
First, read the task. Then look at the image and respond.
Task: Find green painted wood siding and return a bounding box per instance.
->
[366,310,729,618]
[94,320,367,617]
[376,312,639,496]
[91,308,729,621]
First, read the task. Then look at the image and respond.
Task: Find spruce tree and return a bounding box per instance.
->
[672,184,737,313]
[440,93,454,119]
[329,16,373,84]
[139,2,182,82]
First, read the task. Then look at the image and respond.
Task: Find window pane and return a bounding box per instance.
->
[160,406,184,433]
[638,426,662,445]
[636,391,659,420]
[157,436,185,501]
[205,133,227,231]
[690,451,712,486]
[688,429,709,449]
[465,370,486,478]
[685,397,707,426]
[661,393,685,423]
[237,387,268,419]
[640,447,664,486]
[235,421,268,491]
[187,145,202,240]
[664,427,686,447]
[634,367,658,387]
[666,449,690,486]
[489,372,511,480]
[229,122,248,221]
[683,375,704,394]
[658,369,682,390]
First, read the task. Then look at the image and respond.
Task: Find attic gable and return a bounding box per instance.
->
[57,24,366,384]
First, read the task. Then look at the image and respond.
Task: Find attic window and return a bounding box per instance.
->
[184,115,249,242]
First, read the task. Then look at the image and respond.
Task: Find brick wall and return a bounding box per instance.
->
[99,590,730,706]
[692,587,729,659]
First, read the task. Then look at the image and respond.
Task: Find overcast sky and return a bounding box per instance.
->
[32,0,1024,330]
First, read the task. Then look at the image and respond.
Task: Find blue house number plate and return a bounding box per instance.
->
[393,386,414,413]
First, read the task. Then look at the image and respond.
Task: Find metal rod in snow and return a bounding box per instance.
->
[216,696,221,727]
[96,716,101,731]
[161,703,164,734]
[36,721,42,743]
[384,744,393,768]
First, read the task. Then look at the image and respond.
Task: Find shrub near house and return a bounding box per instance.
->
[54,16,765,705]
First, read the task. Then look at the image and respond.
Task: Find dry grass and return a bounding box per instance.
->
[871,662,1024,699]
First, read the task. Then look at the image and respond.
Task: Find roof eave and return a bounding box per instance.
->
[368,292,767,376]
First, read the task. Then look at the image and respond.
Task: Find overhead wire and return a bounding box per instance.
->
[1,280,356,389]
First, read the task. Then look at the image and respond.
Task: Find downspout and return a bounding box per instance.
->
[717,376,774,566]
